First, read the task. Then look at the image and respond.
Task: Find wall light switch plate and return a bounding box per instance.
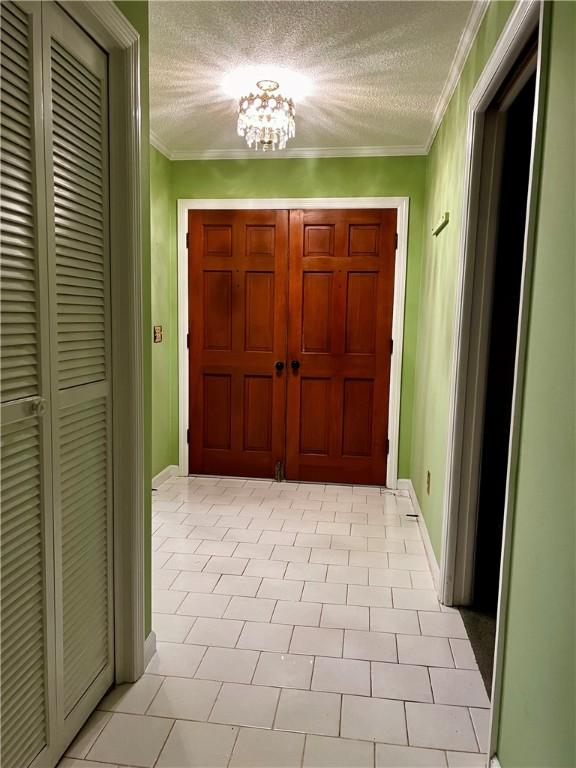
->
[153,325,163,343]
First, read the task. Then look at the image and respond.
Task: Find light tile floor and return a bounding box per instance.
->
[61,476,489,768]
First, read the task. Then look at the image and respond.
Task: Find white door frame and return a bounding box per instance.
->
[58,0,145,685]
[177,197,410,489]
[436,0,548,761]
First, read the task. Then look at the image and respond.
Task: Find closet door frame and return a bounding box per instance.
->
[53,1,146,686]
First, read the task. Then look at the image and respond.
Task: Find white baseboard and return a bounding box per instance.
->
[397,478,441,592]
[152,464,179,489]
[397,479,413,494]
[144,630,157,668]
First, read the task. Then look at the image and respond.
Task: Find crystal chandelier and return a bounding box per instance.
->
[237,80,295,151]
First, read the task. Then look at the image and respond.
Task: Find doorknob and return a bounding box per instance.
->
[290,360,300,371]
[274,361,285,372]
[31,397,47,417]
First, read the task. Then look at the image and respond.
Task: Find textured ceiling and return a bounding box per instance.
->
[149,1,480,158]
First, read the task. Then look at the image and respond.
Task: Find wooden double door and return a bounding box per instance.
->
[188,208,397,485]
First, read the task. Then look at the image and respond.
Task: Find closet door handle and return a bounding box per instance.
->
[31,397,47,417]
[274,361,285,372]
[290,360,301,371]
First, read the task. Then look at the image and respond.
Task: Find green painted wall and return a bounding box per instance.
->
[115,0,153,636]
[410,1,515,556]
[411,1,575,766]
[150,147,178,476]
[169,156,427,477]
[496,3,575,766]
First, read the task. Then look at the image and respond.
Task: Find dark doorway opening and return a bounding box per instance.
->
[461,50,537,694]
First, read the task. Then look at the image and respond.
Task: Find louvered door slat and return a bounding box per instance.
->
[54,178,103,209]
[52,128,102,161]
[2,565,42,606]
[55,205,104,234]
[1,159,33,189]
[58,395,110,713]
[0,413,47,768]
[1,428,40,474]
[2,23,29,53]
[60,449,108,482]
[0,0,38,403]
[51,32,108,388]
[53,153,103,191]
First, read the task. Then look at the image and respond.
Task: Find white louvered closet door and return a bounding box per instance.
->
[41,2,114,740]
[0,3,56,767]
[1,1,114,764]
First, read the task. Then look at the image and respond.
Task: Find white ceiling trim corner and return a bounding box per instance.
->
[424,0,490,151]
[165,144,428,161]
[150,130,172,159]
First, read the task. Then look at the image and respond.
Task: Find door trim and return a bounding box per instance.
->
[436,0,548,761]
[440,0,542,607]
[177,197,409,489]
[57,0,145,687]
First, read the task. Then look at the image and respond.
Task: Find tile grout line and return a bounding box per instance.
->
[225,722,242,768]
[151,715,177,768]
[205,680,224,723]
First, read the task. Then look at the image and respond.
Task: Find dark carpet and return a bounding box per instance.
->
[459,607,497,696]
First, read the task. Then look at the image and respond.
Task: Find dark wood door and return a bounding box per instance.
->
[285,209,396,484]
[188,210,288,477]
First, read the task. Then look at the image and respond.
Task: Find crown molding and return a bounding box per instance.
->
[87,1,139,46]
[425,0,490,152]
[57,0,139,48]
[149,130,172,159]
[151,143,427,161]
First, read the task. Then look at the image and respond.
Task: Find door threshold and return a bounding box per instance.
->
[183,472,395,491]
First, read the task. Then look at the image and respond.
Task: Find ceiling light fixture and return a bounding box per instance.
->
[237,79,295,152]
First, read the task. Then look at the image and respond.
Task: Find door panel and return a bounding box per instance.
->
[189,210,288,478]
[244,272,274,351]
[0,3,55,766]
[203,272,232,349]
[302,272,333,352]
[286,209,396,485]
[0,406,50,768]
[342,378,374,456]
[203,374,231,449]
[243,376,273,451]
[345,272,378,353]
[299,378,331,455]
[42,1,114,739]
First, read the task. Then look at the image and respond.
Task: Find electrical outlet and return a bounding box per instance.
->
[153,325,163,343]
[426,470,431,495]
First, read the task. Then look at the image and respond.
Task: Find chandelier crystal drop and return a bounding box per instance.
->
[237,79,295,152]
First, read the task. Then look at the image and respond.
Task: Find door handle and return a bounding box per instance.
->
[274,361,285,372]
[290,360,301,371]
[31,397,47,417]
